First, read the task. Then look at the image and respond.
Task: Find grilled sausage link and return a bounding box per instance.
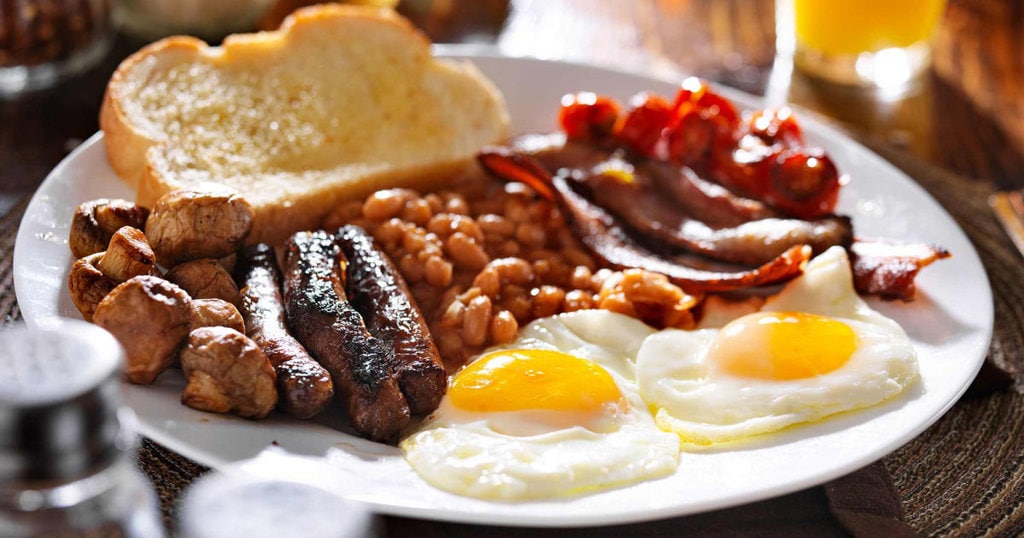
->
[336,225,447,416]
[235,243,334,419]
[282,231,410,442]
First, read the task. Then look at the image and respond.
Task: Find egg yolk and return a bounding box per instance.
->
[448,349,625,414]
[708,311,857,380]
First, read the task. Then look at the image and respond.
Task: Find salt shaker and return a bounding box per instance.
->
[0,321,164,537]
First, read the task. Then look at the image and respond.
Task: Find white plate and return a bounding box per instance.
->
[13,49,992,527]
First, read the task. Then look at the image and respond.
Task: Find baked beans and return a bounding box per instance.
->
[324,180,701,369]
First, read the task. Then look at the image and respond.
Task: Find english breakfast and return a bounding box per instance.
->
[62,4,949,500]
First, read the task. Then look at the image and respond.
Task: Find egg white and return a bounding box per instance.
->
[401,310,680,501]
[636,246,920,447]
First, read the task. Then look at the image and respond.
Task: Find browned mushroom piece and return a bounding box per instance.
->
[166,258,242,306]
[67,226,161,320]
[93,275,193,384]
[190,298,245,333]
[95,226,159,282]
[67,252,117,322]
[179,327,277,419]
[69,199,150,258]
[145,186,254,267]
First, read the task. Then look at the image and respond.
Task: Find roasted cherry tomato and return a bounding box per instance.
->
[671,77,705,110]
[671,77,741,136]
[614,92,674,157]
[705,134,774,197]
[666,78,742,167]
[769,149,841,218]
[748,107,804,148]
[666,109,716,167]
[559,92,621,142]
[703,138,838,219]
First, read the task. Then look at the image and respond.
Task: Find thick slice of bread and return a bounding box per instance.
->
[100,5,509,244]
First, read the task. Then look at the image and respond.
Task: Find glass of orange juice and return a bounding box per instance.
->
[785,0,946,87]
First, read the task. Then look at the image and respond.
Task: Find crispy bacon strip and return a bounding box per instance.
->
[511,133,781,227]
[578,169,852,266]
[653,165,780,227]
[478,147,811,293]
[507,133,852,265]
[850,239,951,301]
[491,133,948,300]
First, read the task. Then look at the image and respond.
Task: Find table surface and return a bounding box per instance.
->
[2,0,1023,535]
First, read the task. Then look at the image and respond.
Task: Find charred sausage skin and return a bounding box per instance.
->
[336,225,447,417]
[235,243,335,419]
[282,231,410,443]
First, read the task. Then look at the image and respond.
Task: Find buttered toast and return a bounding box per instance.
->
[100,5,509,244]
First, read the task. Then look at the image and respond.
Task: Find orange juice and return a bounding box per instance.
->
[794,0,946,56]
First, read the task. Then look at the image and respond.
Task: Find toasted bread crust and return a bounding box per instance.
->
[100,5,509,244]
[103,36,217,190]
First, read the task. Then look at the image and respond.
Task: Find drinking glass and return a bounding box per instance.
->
[781,0,947,87]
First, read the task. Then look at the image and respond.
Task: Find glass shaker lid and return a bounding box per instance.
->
[0,321,130,483]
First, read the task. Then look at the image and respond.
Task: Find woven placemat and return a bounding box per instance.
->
[1,146,1021,535]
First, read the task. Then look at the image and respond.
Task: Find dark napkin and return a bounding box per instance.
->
[825,462,917,537]
[0,141,1019,535]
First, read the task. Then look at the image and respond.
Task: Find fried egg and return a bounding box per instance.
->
[636,246,919,446]
[401,311,680,500]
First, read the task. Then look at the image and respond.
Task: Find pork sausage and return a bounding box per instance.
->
[282,231,410,442]
[235,243,334,419]
[336,225,447,416]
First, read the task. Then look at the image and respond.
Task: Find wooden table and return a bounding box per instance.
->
[3,0,1022,535]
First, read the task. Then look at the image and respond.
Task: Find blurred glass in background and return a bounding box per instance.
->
[179,449,378,538]
[0,0,114,97]
[115,0,277,39]
[779,0,947,88]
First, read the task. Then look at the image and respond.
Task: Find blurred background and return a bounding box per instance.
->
[1,0,1021,218]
